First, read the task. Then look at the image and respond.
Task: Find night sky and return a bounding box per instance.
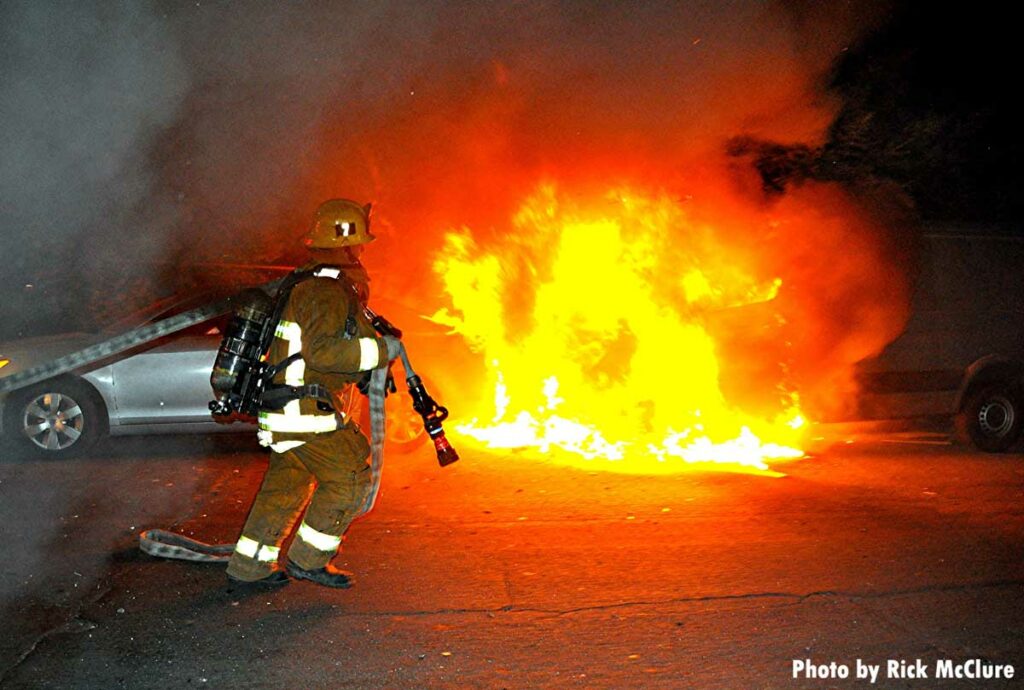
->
[817,3,1022,225]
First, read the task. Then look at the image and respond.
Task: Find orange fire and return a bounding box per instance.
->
[428,184,808,475]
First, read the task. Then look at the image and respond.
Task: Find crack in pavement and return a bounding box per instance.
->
[0,584,111,685]
[321,578,1024,620]
[2,578,1018,681]
[502,568,516,610]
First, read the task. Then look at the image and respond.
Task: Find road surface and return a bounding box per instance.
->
[0,431,1021,688]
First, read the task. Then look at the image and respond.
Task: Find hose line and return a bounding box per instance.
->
[359,337,417,515]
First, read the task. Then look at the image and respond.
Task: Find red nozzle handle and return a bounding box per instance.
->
[433,433,459,467]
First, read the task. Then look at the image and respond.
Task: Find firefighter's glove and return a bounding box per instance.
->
[357,368,396,397]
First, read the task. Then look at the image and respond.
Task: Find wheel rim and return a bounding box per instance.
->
[21,392,85,451]
[387,393,424,445]
[387,408,424,444]
[978,395,1015,438]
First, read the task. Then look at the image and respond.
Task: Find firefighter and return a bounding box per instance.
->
[226,199,396,588]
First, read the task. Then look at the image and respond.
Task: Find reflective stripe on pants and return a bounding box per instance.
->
[297,521,343,552]
[235,535,280,563]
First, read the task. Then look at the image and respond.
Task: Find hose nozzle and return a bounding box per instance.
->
[407,375,459,467]
[431,431,460,467]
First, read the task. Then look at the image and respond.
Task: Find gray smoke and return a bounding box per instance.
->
[0,1,187,337]
[0,0,880,339]
[0,1,187,272]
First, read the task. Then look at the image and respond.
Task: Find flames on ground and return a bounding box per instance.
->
[425,178,910,475]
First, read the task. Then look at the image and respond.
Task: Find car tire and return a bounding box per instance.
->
[2,376,108,459]
[955,382,1022,453]
[385,385,430,453]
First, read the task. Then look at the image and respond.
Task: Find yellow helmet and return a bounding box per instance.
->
[305,199,375,249]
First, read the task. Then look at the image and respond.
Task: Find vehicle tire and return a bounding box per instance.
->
[385,385,430,453]
[386,372,449,454]
[955,383,1022,453]
[2,376,108,459]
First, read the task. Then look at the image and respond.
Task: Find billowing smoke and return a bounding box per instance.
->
[0,1,188,336]
[1,0,907,425]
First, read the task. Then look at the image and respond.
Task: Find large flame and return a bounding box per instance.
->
[429,184,808,475]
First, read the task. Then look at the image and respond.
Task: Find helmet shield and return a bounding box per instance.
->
[305,199,375,249]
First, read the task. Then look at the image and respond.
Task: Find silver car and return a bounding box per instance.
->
[0,315,243,457]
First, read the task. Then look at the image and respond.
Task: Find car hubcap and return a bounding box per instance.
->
[978,396,1014,438]
[21,392,84,451]
[387,402,423,444]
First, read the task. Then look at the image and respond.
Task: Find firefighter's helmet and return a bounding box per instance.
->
[305,199,375,249]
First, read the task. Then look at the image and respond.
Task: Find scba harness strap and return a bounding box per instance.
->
[260,377,335,412]
[257,266,379,445]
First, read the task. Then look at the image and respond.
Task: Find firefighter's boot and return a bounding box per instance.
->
[286,560,354,588]
[226,570,290,588]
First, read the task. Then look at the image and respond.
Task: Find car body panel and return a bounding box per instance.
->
[852,232,1024,420]
[107,335,220,426]
[0,324,249,437]
[0,333,100,378]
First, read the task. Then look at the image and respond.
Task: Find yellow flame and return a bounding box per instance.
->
[430,184,805,474]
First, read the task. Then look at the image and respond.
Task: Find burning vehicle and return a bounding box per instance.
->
[419,181,908,475]
[415,183,1024,472]
[4,201,1012,466]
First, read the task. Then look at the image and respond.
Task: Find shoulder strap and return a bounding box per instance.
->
[309,264,360,339]
[257,265,359,409]
[260,263,347,351]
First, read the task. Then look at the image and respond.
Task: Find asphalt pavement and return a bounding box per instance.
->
[0,431,1022,689]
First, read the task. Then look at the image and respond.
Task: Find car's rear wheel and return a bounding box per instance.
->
[338,375,436,453]
[386,386,430,452]
[3,376,107,459]
[956,382,1022,453]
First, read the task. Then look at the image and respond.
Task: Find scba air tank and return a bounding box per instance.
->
[209,288,274,416]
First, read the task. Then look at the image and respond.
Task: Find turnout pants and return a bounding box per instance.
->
[226,424,373,582]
